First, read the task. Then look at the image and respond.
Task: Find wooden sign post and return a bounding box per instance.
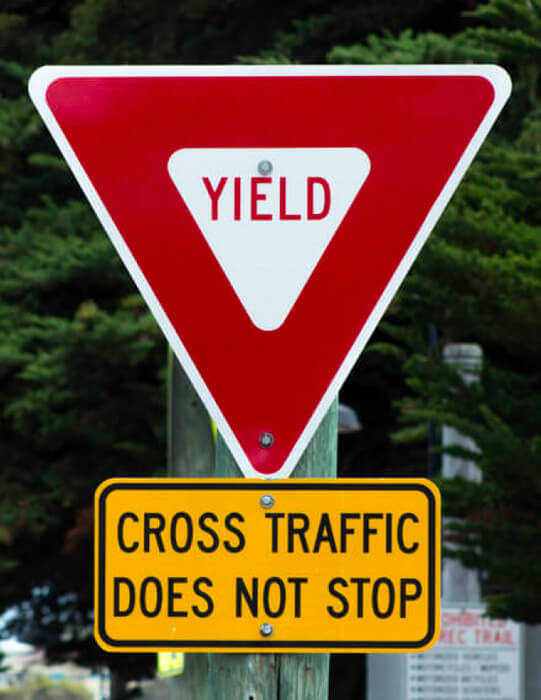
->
[208,399,338,700]
[167,358,336,699]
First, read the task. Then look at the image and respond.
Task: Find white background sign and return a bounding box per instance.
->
[407,606,522,700]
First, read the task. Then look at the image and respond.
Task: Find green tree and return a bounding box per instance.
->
[0,0,166,672]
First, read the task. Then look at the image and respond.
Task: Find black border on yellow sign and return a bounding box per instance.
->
[96,479,439,652]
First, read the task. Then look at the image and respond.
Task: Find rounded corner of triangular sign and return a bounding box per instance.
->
[167,147,371,330]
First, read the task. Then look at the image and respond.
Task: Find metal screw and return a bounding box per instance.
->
[259,432,274,448]
[260,623,274,637]
[260,494,274,509]
[257,160,273,176]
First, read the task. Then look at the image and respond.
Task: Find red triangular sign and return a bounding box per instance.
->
[29,66,510,478]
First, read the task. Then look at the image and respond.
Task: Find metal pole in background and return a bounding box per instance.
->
[426,323,439,478]
[167,351,215,700]
[441,343,482,604]
[207,397,338,700]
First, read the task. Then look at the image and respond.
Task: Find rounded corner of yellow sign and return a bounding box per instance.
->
[414,477,441,505]
[411,615,441,655]
[93,623,123,654]
[94,477,124,506]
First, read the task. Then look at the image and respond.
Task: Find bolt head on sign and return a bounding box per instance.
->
[29,66,511,478]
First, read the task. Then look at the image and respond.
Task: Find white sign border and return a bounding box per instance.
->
[29,65,511,479]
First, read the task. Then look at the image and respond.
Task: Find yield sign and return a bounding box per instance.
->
[29,66,510,478]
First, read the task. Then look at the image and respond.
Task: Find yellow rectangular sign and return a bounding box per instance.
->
[95,479,440,653]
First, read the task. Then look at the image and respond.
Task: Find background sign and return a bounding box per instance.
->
[407,606,522,699]
[95,479,440,653]
[157,652,184,679]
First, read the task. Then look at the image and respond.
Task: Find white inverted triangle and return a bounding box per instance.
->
[168,148,370,330]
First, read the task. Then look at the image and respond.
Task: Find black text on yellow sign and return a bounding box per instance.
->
[95,479,440,653]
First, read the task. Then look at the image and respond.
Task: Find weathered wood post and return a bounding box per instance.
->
[207,397,338,700]
[167,351,214,700]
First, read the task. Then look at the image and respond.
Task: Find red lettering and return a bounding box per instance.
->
[234,177,241,221]
[279,177,301,220]
[475,628,513,644]
[202,177,227,220]
[251,177,272,220]
[307,177,331,220]
[440,628,466,645]
[440,629,452,644]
